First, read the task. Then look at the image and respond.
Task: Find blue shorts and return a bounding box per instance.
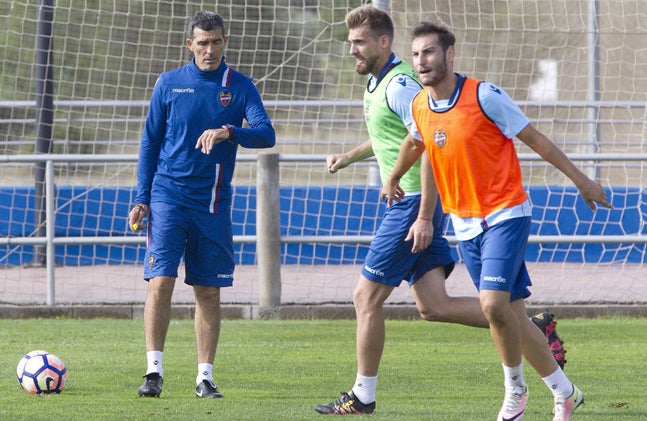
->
[362,195,455,287]
[458,216,532,302]
[144,202,234,287]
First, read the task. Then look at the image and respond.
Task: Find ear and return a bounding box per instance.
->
[186,38,193,50]
[379,34,390,50]
[446,45,455,63]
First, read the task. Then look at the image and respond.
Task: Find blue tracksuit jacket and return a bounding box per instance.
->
[135,58,275,214]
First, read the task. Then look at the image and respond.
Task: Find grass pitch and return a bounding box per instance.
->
[0,316,645,420]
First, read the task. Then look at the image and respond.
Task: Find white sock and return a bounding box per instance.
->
[502,363,526,393]
[196,363,214,385]
[542,368,573,400]
[351,374,377,404]
[146,350,163,377]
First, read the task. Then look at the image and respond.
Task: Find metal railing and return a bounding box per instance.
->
[1,153,646,306]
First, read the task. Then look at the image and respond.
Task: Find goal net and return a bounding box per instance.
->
[0,0,645,306]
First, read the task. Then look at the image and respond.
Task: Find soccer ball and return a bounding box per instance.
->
[16,350,68,395]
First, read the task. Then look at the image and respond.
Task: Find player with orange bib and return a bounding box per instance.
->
[383,21,612,421]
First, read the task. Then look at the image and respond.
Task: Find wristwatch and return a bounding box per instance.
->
[225,124,235,140]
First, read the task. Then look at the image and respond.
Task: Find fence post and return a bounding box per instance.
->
[45,160,56,305]
[32,0,55,267]
[256,153,281,309]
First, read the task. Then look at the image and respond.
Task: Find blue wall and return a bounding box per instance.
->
[1,186,644,266]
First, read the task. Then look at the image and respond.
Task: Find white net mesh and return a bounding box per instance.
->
[0,0,645,305]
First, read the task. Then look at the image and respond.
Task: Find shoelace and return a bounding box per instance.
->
[553,400,568,417]
[502,390,525,414]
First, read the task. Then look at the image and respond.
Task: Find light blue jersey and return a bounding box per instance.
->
[410,74,529,139]
[410,74,533,241]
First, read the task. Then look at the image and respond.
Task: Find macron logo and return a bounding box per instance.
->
[488,84,501,95]
[172,88,195,93]
[483,275,507,283]
[363,265,385,277]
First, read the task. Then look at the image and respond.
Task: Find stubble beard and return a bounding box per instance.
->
[355,55,378,76]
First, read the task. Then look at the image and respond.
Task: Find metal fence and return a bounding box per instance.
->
[2,153,646,306]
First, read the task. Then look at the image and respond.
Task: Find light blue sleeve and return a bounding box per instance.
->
[478,82,530,138]
[409,99,424,142]
[385,74,421,128]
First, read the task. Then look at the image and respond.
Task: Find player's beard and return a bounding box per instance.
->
[420,55,449,87]
[355,54,379,76]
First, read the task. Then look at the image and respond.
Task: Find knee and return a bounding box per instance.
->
[479,300,510,326]
[352,287,384,318]
[352,288,373,312]
[418,306,444,322]
[194,285,221,305]
[148,276,175,300]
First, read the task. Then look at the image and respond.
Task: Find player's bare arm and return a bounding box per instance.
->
[195,126,232,154]
[326,139,374,173]
[405,153,438,252]
[381,133,425,206]
[517,123,613,211]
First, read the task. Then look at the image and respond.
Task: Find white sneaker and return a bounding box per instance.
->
[553,385,584,421]
[497,386,528,421]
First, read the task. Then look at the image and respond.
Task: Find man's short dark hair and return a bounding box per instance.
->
[189,11,226,38]
[411,21,455,52]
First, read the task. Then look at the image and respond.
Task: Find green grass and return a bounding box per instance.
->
[0,317,645,420]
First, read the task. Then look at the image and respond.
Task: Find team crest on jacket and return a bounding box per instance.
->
[434,129,447,148]
[219,91,233,107]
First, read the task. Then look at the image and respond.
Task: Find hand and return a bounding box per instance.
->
[380,178,405,207]
[579,179,613,211]
[128,204,149,232]
[195,126,230,154]
[405,217,433,253]
[326,155,347,174]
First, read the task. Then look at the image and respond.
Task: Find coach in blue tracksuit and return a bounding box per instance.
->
[128,11,275,399]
